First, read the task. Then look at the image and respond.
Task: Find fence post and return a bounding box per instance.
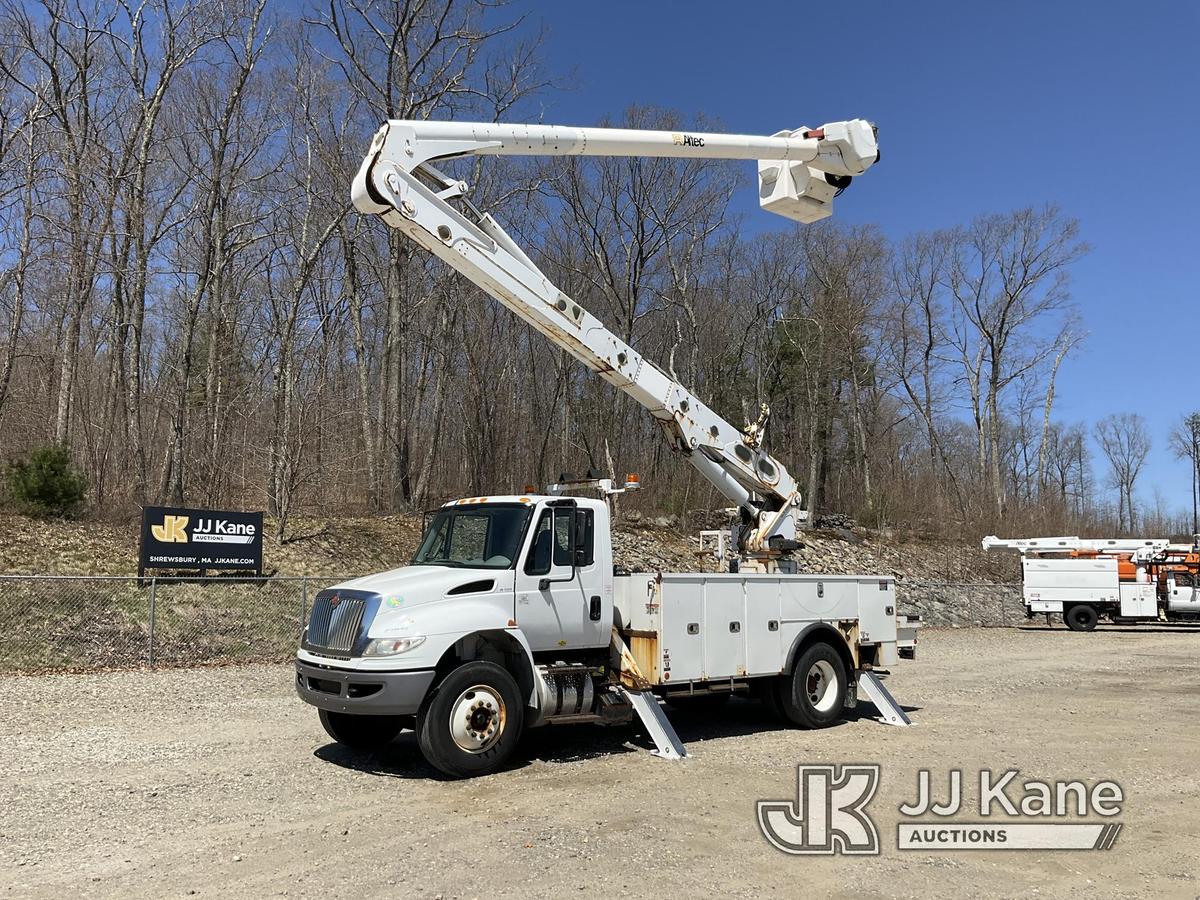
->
[148,577,157,668]
[301,576,308,632]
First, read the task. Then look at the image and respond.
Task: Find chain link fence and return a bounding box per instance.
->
[0,574,1026,674]
[0,575,357,674]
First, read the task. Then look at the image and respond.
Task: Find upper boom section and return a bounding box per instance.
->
[982,535,1172,556]
[353,119,879,225]
[352,117,882,557]
[381,120,877,172]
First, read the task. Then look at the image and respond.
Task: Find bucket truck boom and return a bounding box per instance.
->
[350,118,880,566]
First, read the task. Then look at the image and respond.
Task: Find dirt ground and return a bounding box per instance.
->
[3,625,1199,899]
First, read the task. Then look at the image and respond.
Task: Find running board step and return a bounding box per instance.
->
[859,671,912,727]
[614,687,688,760]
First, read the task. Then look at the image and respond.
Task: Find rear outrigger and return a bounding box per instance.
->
[295,114,919,777]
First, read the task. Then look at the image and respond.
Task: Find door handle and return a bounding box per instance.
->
[589,596,602,621]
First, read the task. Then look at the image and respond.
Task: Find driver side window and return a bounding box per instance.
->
[523,507,594,575]
[524,511,553,576]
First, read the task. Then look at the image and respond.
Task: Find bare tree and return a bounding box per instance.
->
[307,0,541,510]
[1035,317,1085,497]
[106,0,231,500]
[882,229,965,515]
[1,0,125,444]
[1169,412,1200,535]
[1095,412,1151,533]
[946,205,1089,520]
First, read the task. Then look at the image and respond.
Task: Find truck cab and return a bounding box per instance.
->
[295,495,613,776]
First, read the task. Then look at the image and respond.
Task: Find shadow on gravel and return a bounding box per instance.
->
[313,696,923,780]
[314,732,458,780]
[1017,624,1200,634]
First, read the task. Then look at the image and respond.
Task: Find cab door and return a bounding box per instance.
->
[514,504,605,651]
[1168,573,1200,612]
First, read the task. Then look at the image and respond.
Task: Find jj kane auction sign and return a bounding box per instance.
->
[139,506,264,574]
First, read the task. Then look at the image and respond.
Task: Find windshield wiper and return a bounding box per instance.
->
[413,558,465,568]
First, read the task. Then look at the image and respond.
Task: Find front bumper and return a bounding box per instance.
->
[295,659,436,716]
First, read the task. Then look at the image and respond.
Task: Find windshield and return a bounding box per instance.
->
[411,504,532,570]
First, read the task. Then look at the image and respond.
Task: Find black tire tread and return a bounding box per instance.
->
[417,660,524,779]
[778,642,847,729]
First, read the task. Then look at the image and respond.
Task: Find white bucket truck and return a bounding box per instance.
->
[295,117,918,777]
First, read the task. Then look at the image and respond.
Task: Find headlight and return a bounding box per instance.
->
[362,635,426,657]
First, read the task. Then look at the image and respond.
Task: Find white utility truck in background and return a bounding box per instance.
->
[294,117,919,778]
[984,534,1200,631]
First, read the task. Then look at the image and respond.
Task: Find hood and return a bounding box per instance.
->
[331,564,504,608]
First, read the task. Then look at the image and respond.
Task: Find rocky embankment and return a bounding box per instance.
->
[612,511,1016,582]
[612,511,1022,627]
[1,510,1020,626]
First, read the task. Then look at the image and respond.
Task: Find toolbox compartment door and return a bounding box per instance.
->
[701,578,746,679]
[659,576,704,683]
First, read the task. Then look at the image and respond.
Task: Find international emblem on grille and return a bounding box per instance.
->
[306,592,366,653]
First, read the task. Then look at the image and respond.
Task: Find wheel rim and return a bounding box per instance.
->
[448,684,506,753]
[805,660,839,713]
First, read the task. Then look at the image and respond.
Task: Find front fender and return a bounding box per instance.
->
[406,600,539,709]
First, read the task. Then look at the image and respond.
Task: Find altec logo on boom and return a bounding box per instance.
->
[670,132,705,148]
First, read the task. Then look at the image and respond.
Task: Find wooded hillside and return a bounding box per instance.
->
[0,1,1191,540]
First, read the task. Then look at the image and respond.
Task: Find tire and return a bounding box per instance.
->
[778,642,848,729]
[318,709,404,750]
[1064,604,1099,632]
[417,660,525,778]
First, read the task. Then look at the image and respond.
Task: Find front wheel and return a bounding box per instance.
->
[778,642,848,729]
[417,660,524,778]
[1064,604,1099,632]
[318,709,404,750]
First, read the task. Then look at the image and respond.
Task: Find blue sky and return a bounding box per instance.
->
[529,0,1200,512]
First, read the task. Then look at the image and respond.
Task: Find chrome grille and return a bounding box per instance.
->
[306,593,367,653]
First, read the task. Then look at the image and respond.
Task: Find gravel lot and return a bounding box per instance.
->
[3,625,1199,898]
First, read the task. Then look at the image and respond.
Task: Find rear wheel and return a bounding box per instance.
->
[778,642,848,729]
[1064,604,1099,632]
[318,710,404,750]
[417,660,524,778]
